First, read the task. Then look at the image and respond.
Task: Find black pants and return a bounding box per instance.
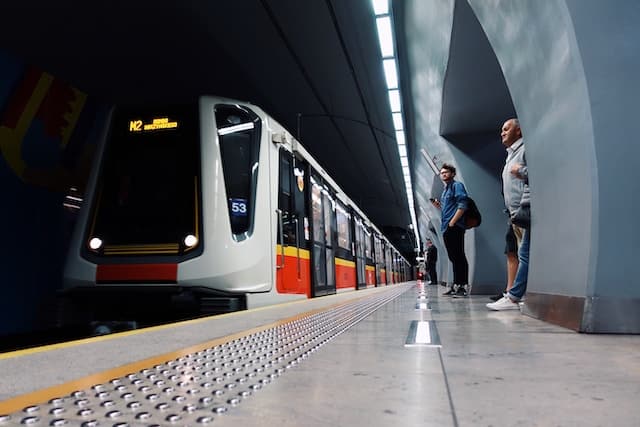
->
[443,225,468,285]
[426,263,437,284]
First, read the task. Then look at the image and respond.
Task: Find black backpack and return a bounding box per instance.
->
[464,197,482,229]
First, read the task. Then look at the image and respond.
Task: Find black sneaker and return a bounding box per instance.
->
[442,288,456,296]
[453,287,468,298]
[489,292,505,301]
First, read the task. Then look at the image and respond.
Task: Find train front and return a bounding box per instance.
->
[62,100,270,324]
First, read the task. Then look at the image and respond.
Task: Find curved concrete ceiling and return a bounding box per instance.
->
[0,0,416,259]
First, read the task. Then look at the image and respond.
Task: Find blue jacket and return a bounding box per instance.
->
[440,180,468,232]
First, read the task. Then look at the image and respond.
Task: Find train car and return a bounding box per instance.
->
[61,96,409,324]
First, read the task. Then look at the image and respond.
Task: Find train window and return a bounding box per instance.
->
[323,191,335,246]
[311,180,324,243]
[336,201,351,250]
[215,104,261,239]
[278,153,296,246]
[364,228,372,259]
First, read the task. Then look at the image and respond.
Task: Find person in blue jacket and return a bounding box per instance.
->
[431,163,469,297]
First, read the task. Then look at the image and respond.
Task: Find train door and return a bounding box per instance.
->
[276,149,311,295]
[309,173,337,296]
[352,214,366,290]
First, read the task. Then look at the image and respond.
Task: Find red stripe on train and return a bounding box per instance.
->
[96,264,178,282]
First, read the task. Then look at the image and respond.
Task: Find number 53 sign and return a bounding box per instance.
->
[229,198,248,217]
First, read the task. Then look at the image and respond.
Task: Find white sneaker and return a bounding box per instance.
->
[486,296,520,311]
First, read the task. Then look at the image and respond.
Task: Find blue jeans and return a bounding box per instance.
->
[508,228,529,300]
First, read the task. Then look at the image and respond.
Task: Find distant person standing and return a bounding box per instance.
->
[425,239,438,285]
[431,163,469,297]
[487,118,530,310]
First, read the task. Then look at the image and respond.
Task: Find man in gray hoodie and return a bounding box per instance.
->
[487,118,530,311]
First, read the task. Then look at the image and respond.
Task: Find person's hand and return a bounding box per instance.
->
[431,198,441,209]
[510,163,523,177]
[448,220,456,228]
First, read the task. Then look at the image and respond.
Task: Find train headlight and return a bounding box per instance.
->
[88,237,103,251]
[184,234,198,248]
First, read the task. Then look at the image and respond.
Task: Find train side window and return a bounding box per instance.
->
[323,190,335,246]
[364,228,372,260]
[215,104,261,240]
[336,201,351,250]
[278,151,296,246]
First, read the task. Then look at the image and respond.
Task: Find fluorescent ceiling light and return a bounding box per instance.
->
[401,157,408,167]
[388,89,401,112]
[395,130,405,145]
[218,122,254,136]
[398,145,407,158]
[376,16,394,58]
[392,112,404,130]
[372,0,389,15]
[383,59,398,89]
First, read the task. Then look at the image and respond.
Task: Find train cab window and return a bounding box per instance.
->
[86,104,201,257]
[336,201,351,250]
[215,104,261,240]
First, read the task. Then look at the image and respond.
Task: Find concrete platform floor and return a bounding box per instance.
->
[218,283,640,427]
[1,282,639,426]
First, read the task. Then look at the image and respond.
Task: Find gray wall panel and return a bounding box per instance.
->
[468,0,596,299]
[565,0,640,298]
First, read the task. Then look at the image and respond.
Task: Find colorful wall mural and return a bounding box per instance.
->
[0,50,108,336]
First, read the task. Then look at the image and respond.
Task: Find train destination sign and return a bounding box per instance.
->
[129,117,179,132]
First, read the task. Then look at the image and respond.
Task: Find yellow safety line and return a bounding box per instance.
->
[0,288,390,414]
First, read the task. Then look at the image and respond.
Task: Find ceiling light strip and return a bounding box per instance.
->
[373,0,419,255]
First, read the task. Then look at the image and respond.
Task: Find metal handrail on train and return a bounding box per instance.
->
[294,217,300,278]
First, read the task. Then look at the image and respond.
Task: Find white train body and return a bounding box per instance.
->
[62,96,410,322]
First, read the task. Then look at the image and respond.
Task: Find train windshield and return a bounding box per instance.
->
[214,104,261,240]
[86,104,201,257]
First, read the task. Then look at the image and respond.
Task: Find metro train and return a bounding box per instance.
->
[61,96,412,323]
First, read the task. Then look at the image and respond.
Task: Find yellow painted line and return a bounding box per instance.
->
[334,258,356,268]
[276,244,311,260]
[0,292,324,361]
[0,288,386,414]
